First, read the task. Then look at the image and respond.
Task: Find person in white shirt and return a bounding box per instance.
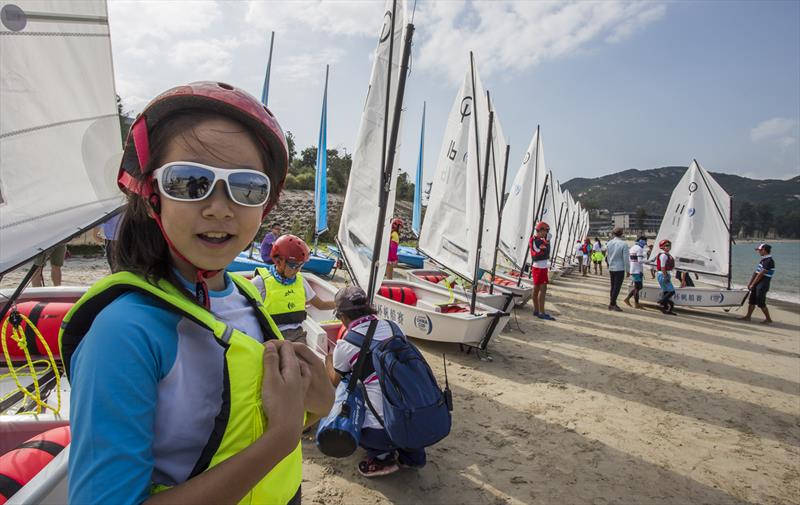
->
[325,286,426,478]
[623,236,647,308]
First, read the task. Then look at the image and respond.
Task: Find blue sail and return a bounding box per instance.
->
[412,102,425,236]
[315,65,329,236]
[261,31,274,106]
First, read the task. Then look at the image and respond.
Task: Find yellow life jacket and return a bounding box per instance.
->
[59,271,302,505]
[255,267,307,326]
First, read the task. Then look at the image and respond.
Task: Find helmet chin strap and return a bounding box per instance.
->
[147,182,219,309]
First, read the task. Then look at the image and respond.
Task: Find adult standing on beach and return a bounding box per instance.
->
[31,243,67,287]
[740,243,774,324]
[530,222,555,320]
[260,222,282,264]
[623,236,647,309]
[605,228,629,311]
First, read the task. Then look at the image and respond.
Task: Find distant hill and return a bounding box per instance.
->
[563,166,800,217]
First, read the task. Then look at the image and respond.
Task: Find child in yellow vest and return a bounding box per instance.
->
[254,235,336,344]
[64,82,333,505]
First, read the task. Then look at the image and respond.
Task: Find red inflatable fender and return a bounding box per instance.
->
[0,426,71,504]
[0,301,73,358]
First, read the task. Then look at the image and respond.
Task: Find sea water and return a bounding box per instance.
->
[730,241,800,304]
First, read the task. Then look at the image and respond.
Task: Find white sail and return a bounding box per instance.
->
[476,91,507,273]
[648,160,731,277]
[418,68,474,280]
[540,168,558,239]
[498,127,547,269]
[0,0,123,274]
[337,0,409,291]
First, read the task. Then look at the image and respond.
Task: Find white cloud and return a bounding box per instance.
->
[168,38,242,77]
[750,117,799,144]
[413,1,668,82]
[274,48,346,81]
[245,0,385,37]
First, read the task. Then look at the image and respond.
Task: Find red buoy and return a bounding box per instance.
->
[0,426,70,504]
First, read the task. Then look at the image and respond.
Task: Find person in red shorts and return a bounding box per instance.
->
[529,222,555,321]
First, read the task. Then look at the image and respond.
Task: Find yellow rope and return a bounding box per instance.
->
[1,309,62,415]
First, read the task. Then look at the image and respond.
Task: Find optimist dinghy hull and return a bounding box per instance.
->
[404,269,515,311]
[639,286,749,307]
[373,280,509,348]
[0,287,82,505]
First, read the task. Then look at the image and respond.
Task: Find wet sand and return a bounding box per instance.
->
[3,257,798,504]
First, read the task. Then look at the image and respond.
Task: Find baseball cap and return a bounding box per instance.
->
[334,286,371,313]
[755,243,771,253]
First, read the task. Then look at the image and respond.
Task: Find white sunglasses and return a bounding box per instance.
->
[152,161,271,207]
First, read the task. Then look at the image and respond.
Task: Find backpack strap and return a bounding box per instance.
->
[359,381,385,429]
[345,319,378,395]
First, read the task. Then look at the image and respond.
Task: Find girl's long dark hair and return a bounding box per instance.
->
[113,110,279,287]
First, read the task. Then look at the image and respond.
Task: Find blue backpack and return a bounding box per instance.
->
[345,320,452,450]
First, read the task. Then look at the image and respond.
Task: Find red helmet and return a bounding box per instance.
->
[659,239,671,249]
[535,221,549,231]
[271,234,310,263]
[391,218,404,231]
[117,81,288,217]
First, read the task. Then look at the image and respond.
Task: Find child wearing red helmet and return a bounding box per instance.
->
[530,221,555,320]
[656,239,677,315]
[63,82,333,504]
[254,234,336,343]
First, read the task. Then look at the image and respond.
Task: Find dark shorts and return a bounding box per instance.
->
[749,283,769,308]
[532,267,548,286]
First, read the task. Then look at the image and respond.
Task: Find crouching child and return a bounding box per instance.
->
[324,286,451,477]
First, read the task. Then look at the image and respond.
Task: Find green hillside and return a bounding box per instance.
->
[562,166,800,237]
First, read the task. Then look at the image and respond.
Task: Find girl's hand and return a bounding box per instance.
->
[292,342,335,417]
[261,341,307,445]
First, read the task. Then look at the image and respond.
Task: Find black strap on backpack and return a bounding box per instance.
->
[345,319,378,395]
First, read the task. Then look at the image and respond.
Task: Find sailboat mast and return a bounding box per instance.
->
[728,196,733,290]
[366,5,414,302]
[313,64,330,254]
[261,31,275,106]
[489,144,511,294]
[517,131,543,286]
[551,200,566,269]
[412,102,426,238]
[470,107,494,313]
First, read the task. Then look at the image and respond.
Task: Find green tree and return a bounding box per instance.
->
[285,130,296,162]
[396,171,414,201]
[755,203,774,236]
[736,201,756,237]
[296,172,315,190]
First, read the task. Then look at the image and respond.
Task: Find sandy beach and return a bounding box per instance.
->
[3,257,798,504]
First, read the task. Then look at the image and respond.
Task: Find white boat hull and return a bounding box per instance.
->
[404,269,515,311]
[639,286,749,307]
[374,280,509,348]
[485,272,533,306]
[302,273,341,357]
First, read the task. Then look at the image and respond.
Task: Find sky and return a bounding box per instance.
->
[108,0,800,188]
